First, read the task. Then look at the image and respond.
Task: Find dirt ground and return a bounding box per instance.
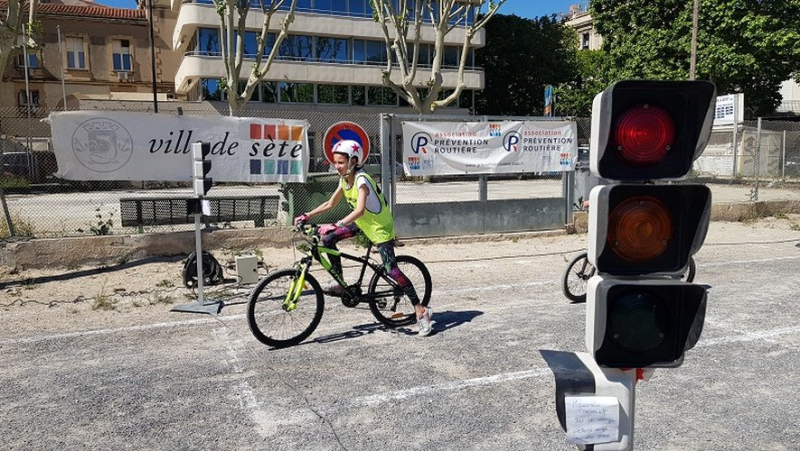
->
[2,213,800,341]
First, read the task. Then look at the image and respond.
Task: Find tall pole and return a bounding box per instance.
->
[689,0,699,80]
[57,25,67,109]
[148,0,159,113]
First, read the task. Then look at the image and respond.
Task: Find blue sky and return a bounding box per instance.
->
[94,0,583,20]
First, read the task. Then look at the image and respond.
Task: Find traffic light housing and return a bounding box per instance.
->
[192,141,212,197]
[587,80,716,370]
[590,80,716,181]
[588,184,711,275]
[587,277,707,369]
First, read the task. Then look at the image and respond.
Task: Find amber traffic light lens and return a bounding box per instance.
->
[614,104,675,164]
[608,196,674,262]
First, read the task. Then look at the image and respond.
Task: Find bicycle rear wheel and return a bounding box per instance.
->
[247,269,324,348]
[368,255,432,328]
[562,252,595,303]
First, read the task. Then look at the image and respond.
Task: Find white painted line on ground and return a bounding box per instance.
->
[698,255,800,267]
[321,368,553,414]
[0,314,243,345]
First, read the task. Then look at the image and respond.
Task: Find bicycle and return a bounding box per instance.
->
[561,252,696,303]
[247,223,432,347]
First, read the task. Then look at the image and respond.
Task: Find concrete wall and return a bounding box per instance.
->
[394,198,565,238]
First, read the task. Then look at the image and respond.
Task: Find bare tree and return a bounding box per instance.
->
[371,0,505,113]
[1,0,38,237]
[214,0,298,115]
[0,0,38,80]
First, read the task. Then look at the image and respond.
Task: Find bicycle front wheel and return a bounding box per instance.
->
[247,269,324,348]
[368,255,432,328]
[562,252,595,303]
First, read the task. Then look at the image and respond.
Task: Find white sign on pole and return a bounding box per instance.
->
[564,396,621,445]
[401,121,578,176]
[713,93,744,126]
[49,111,310,182]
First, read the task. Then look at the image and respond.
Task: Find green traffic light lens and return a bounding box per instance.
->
[608,291,668,353]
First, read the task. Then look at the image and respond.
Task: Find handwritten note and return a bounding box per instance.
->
[565,396,620,445]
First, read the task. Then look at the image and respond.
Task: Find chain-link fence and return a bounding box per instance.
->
[2,105,799,239]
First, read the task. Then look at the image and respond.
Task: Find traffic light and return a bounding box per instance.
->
[192,141,212,197]
[586,80,716,370]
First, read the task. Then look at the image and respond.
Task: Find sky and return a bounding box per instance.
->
[94,0,584,20]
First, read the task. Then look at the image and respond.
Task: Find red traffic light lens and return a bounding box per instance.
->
[614,104,675,164]
[608,196,673,262]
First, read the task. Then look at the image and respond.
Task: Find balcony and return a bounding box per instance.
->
[174,52,484,94]
[173,3,485,53]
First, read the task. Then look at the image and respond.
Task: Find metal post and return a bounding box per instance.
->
[563,170,575,226]
[194,213,204,306]
[380,113,394,209]
[782,130,787,183]
[754,117,762,201]
[57,26,67,109]
[731,116,739,180]
[689,0,699,80]
[148,0,159,113]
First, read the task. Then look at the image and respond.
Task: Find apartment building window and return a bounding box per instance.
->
[279,35,313,60]
[280,82,314,102]
[317,84,349,104]
[16,51,40,68]
[581,33,590,50]
[18,90,40,107]
[365,40,385,64]
[202,79,222,100]
[316,37,348,62]
[444,46,459,67]
[261,82,278,103]
[113,39,132,72]
[351,86,366,105]
[198,28,220,55]
[349,0,367,16]
[368,86,397,106]
[66,37,86,69]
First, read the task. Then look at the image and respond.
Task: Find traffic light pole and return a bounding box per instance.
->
[171,142,221,316]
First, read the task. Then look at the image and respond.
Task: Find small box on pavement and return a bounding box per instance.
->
[235,255,259,284]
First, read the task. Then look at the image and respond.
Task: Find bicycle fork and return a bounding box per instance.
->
[284,259,311,312]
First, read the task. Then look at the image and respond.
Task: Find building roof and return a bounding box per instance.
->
[0,1,145,20]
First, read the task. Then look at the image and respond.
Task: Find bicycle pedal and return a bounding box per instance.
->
[390,312,406,319]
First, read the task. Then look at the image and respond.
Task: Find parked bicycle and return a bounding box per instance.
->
[247,223,432,347]
[561,252,696,303]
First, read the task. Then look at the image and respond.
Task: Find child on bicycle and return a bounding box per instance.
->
[293,140,433,336]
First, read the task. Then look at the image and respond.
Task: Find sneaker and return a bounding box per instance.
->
[417,306,433,336]
[322,279,343,295]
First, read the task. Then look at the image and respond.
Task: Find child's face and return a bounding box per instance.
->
[332,153,350,176]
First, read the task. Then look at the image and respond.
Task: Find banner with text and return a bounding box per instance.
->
[402,121,577,175]
[50,111,310,182]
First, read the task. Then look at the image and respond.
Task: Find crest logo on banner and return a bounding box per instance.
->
[72,118,133,172]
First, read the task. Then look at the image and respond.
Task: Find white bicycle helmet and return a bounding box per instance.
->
[332,139,364,174]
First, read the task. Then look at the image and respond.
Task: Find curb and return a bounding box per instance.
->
[2,200,799,270]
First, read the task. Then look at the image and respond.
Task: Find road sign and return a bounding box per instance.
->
[323,121,370,165]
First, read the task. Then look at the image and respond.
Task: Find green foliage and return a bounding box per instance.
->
[1,172,30,189]
[590,0,800,117]
[0,212,36,238]
[77,207,115,236]
[475,14,579,115]
[555,50,615,117]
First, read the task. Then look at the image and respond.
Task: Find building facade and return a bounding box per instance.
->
[168,0,484,110]
[0,0,175,115]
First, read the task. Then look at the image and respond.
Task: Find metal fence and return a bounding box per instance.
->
[2,105,799,240]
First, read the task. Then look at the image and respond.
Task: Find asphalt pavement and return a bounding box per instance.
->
[1,218,800,450]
